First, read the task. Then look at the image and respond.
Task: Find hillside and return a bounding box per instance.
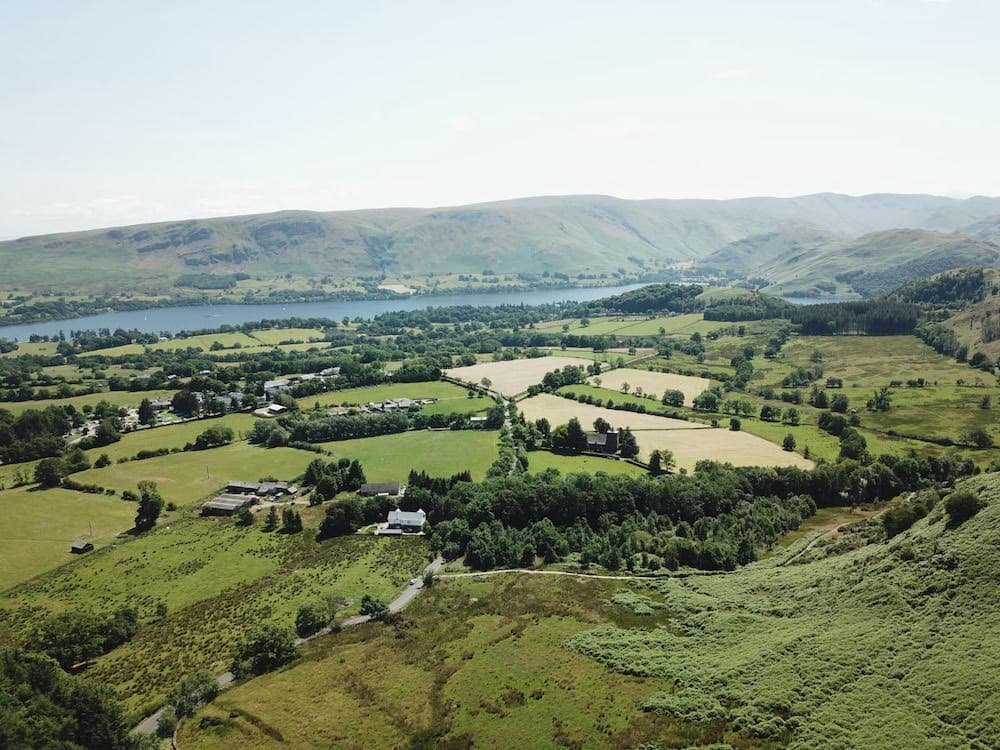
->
[756,229,1000,298]
[4,193,1000,293]
[941,273,1000,359]
[697,225,839,276]
[178,476,1000,748]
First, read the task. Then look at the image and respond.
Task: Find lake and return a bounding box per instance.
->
[0,284,649,341]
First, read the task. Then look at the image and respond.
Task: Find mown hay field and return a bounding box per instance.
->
[519,394,813,471]
[592,368,712,405]
[445,356,591,397]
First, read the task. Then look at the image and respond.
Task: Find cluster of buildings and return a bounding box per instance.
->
[362,397,436,413]
[263,368,340,399]
[201,479,298,516]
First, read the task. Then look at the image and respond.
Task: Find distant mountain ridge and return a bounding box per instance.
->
[3,192,1000,293]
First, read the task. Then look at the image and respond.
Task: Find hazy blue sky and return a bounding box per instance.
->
[2,0,998,237]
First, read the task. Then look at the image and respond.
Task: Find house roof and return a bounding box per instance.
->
[360,482,401,495]
[387,508,426,527]
[70,540,93,550]
[586,431,617,446]
[227,480,260,492]
[204,495,253,512]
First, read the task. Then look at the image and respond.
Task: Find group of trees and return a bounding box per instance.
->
[305,457,368,500]
[423,451,977,573]
[33,607,140,670]
[790,300,920,335]
[0,648,145,749]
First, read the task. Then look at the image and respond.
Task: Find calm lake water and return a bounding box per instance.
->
[0,284,650,341]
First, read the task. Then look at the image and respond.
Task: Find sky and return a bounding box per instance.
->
[1,0,998,238]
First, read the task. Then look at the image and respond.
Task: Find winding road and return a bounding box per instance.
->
[133,556,444,736]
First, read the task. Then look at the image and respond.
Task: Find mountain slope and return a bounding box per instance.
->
[757,229,1000,298]
[3,193,1000,292]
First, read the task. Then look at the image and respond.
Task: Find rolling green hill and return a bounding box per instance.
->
[755,229,1000,298]
[3,193,1000,293]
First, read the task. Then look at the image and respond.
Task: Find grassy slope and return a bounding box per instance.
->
[0,486,136,590]
[942,290,1000,360]
[179,474,1000,749]
[0,513,429,719]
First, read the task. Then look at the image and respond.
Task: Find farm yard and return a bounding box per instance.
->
[591,368,711,405]
[445,356,592,397]
[519,394,813,471]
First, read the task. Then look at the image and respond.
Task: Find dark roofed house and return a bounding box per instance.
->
[585,430,619,454]
[70,540,94,554]
[227,480,260,495]
[359,482,401,497]
[386,508,427,533]
[257,481,296,497]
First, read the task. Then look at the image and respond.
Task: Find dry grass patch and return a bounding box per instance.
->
[519,394,813,472]
[593,368,712,404]
[445,357,590,397]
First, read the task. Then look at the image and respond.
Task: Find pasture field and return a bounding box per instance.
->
[0,340,60,358]
[246,327,327,345]
[319,429,499,481]
[81,413,259,463]
[771,334,984,388]
[0,485,136,590]
[0,388,175,416]
[445,356,592,397]
[205,340,332,358]
[591,368,712,405]
[72,442,318,508]
[549,313,731,338]
[526,450,647,477]
[179,575,681,750]
[520,394,813,471]
[558,384,948,464]
[305,381,488,417]
[78,331,261,358]
[0,516,429,719]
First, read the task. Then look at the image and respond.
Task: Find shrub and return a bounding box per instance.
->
[295,601,330,638]
[945,490,981,526]
[231,625,299,678]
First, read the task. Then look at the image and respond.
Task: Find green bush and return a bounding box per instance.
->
[945,490,981,526]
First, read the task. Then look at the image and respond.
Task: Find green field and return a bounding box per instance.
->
[550,313,731,338]
[0,389,176,416]
[82,413,259,463]
[306,381,490,417]
[319,429,499,482]
[178,473,1000,748]
[73,442,318,508]
[526,450,646,477]
[246,327,327,345]
[0,485,136,591]
[79,332,261,358]
[0,515,429,719]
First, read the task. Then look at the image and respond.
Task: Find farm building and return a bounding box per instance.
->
[202,494,255,516]
[253,403,288,418]
[225,480,296,497]
[359,482,402,497]
[386,508,427,533]
[586,430,619,454]
[70,540,94,554]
